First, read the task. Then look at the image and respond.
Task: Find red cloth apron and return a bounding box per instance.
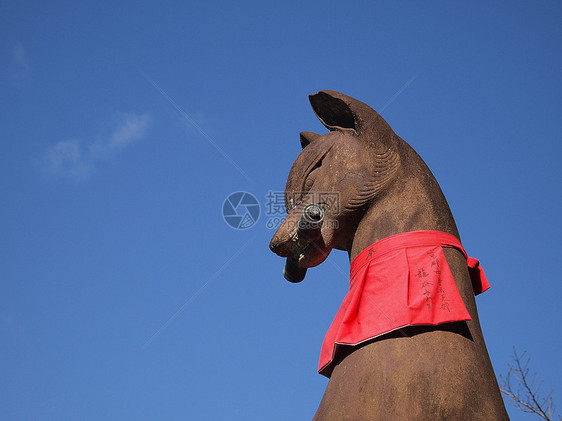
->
[319,230,489,378]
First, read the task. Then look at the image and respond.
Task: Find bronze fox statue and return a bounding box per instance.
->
[269,91,508,420]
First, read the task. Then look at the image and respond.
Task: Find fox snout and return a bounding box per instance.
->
[269,233,292,257]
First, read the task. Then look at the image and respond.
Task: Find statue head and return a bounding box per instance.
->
[269,90,402,273]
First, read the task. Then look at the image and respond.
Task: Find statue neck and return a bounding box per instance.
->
[350,170,459,262]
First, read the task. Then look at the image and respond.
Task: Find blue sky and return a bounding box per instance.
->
[1,1,561,420]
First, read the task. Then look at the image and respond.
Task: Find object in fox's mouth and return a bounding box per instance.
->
[283,257,306,283]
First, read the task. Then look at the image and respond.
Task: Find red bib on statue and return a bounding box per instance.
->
[318,230,490,377]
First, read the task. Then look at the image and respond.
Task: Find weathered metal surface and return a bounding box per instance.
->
[269,91,509,420]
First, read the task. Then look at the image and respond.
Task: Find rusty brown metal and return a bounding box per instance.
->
[269,91,509,420]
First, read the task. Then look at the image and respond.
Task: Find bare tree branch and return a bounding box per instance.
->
[499,347,560,421]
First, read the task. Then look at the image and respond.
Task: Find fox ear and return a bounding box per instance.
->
[299,131,322,149]
[309,90,396,151]
[309,91,358,133]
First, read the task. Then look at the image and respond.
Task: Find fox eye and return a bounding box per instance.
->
[305,177,315,190]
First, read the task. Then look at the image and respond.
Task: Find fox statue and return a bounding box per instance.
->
[269,91,509,420]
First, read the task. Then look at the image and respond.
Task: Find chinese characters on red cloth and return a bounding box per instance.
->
[319,231,490,378]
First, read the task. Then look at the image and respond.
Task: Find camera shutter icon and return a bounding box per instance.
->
[222,192,260,230]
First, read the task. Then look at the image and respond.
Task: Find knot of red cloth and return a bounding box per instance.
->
[318,230,490,378]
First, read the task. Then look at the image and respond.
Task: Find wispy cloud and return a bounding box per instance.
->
[40,112,151,179]
[42,139,92,178]
[10,42,30,81]
[14,43,29,69]
[109,113,151,149]
[90,113,151,157]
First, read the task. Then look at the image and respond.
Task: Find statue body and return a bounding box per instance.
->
[269,91,509,420]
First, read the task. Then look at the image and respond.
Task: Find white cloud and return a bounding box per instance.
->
[13,42,30,76]
[42,139,92,178]
[40,112,151,179]
[108,113,151,150]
